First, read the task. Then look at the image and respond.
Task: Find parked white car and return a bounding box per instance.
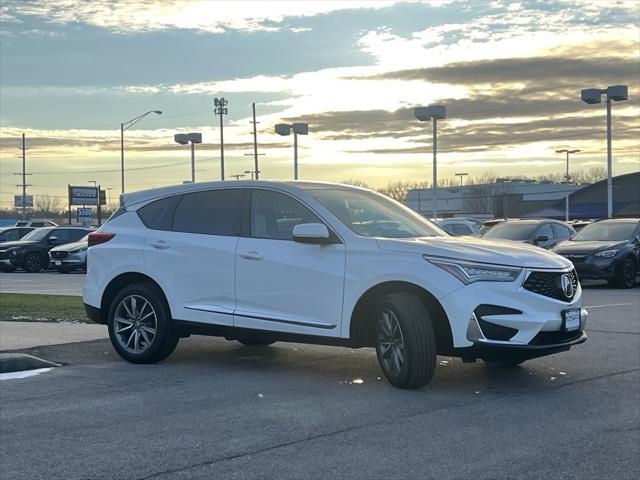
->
[83,182,587,389]
[436,218,482,237]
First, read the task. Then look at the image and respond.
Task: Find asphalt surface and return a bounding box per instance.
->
[0,284,639,480]
[0,271,85,296]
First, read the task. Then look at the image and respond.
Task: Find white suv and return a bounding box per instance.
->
[83,182,587,389]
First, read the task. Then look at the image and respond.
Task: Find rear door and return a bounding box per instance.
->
[234,189,346,336]
[142,189,243,326]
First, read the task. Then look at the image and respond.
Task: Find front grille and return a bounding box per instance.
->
[50,251,68,259]
[0,251,6,260]
[523,269,578,302]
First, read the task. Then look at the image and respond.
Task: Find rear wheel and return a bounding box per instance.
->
[23,252,44,273]
[107,283,178,363]
[611,258,636,289]
[374,292,437,389]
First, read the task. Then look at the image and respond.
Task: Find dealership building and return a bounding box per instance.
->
[405,172,639,219]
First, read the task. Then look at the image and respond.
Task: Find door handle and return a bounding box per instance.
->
[238,251,263,260]
[149,240,171,250]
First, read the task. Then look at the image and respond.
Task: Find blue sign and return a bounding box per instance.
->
[77,207,92,224]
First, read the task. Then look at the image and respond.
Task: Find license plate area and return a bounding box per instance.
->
[562,308,581,332]
[55,260,62,266]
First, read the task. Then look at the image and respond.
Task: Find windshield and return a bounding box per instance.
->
[483,222,538,240]
[21,227,54,242]
[309,189,444,238]
[572,222,637,241]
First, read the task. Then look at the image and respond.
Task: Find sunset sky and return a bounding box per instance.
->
[1,0,638,208]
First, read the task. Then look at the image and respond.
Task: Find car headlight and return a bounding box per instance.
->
[424,256,522,284]
[594,249,618,258]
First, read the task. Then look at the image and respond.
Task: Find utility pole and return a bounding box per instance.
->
[251,103,260,179]
[13,133,32,220]
[230,174,246,180]
[214,97,229,180]
[555,149,580,222]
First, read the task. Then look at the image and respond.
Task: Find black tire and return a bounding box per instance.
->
[234,333,277,347]
[23,252,44,273]
[107,283,178,363]
[374,292,437,389]
[611,258,636,289]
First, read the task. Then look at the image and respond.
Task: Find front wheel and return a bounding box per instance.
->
[375,292,437,389]
[611,258,637,289]
[23,252,44,273]
[107,284,178,363]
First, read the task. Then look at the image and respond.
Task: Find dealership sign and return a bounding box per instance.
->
[14,195,34,208]
[68,186,100,205]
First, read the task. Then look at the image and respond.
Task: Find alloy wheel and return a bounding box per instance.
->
[114,295,158,354]
[377,309,405,378]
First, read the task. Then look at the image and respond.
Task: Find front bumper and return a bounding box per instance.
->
[49,251,87,270]
[439,266,586,350]
[563,255,618,280]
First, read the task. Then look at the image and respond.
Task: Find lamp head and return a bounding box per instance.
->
[275,123,292,136]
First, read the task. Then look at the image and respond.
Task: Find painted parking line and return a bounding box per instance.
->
[585,303,632,309]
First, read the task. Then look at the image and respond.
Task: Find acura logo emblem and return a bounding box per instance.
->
[560,273,574,299]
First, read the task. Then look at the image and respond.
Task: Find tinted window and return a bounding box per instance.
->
[251,190,321,241]
[0,229,20,241]
[441,224,455,235]
[552,223,573,240]
[483,222,538,240]
[53,229,89,243]
[31,222,45,227]
[138,196,181,231]
[22,227,55,241]
[452,223,473,236]
[173,189,242,236]
[536,223,553,239]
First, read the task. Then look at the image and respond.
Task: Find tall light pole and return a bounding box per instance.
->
[555,149,580,221]
[275,123,308,180]
[174,133,203,183]
[581,85,628,218]
[415,105,446,218]
[214,97,228,181]
[455,172,468,186]
[121,110,162,194]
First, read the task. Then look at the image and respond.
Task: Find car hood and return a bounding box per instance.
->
[0,240,36,249]
[553,240,626,254]
[376,236,571,269]
[50,241,87,252]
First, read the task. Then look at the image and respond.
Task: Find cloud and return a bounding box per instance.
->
[5,0,399,34]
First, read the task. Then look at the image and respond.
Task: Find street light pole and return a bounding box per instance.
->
[415,105,446,219]
[214,97,228,181]
[455,172,468,186]
[174,133,202,183]
[555,149,580,221]
[581,85,628,218]
[275,123,308,180]
[120,110,162,194]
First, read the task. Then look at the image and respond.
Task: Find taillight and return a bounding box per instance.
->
[88,232,115,247]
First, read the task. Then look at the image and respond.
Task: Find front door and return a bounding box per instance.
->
[234,189,346,336]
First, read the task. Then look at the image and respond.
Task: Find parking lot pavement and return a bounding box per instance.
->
[0,271,85,296]
[0,321,108,350]
[0,284,638,480]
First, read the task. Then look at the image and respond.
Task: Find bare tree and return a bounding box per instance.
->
[34,195,62,215]
[341,179,371,189]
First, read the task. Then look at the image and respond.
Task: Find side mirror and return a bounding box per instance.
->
[48,236,59,243]
[533,235,549,245]
[292,223,331,245]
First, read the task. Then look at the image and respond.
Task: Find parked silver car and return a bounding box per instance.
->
[49,235,89,273]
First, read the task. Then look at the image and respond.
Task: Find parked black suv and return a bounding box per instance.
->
[553,218,639,288]
[0,226,93,273]
[482,219,575,249]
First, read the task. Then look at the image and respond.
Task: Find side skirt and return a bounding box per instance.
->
[172,319,356,348]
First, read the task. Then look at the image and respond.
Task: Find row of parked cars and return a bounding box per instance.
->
[435,217,639,288]
[0,223,93,273]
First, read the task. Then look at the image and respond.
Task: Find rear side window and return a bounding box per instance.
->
[172,189,242,236]
[452,223,473,236]
[0,229,20,241]
[137,196,181,231]
[552,223,573,240]
[536,223,553,239]
[52,229,87,242]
